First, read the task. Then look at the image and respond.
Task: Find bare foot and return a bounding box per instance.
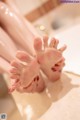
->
[34,36,67,82]
[9,51,45,93]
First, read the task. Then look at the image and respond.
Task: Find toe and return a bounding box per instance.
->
[34,37,42,53]
[10,74,20,79]
[11,60,23,70]
[54,38,59,48]
[58,45,67,53]
[10,67,20,74]
[49,37,56,48]
[43,35,48,48]
[16,51,32,63]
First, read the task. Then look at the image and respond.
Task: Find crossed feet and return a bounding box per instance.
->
[9,36,67,93]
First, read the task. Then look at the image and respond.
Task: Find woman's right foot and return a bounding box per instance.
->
[9,51,45,93]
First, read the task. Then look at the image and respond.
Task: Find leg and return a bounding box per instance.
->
[9,51,45,93]
[0,57,10,73]
[0,1,38,55]
[34,36,67,82]
[4,0,39,37]
[0,27,17,62]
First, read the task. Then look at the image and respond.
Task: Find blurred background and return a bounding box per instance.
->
[13,0,80,35]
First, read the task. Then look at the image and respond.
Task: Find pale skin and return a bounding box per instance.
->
[4,0,39,37]
[0,1,67,93]
[34,36,66,82]
[0,27,17,62]
[0,27,18,73]
[0,1,37,55]
[0,1,38,72]
[9,37,66,93]
[9,51,45,93]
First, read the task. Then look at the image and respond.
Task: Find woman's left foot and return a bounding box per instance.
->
[34,36,67,82]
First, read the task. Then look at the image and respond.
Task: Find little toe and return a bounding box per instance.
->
[11,60,23,70]
[58,45,67,53]
[10,67,20,74]
[16,51,32,63]
[34,37,42,54]
[43,35,48,48]
[9,79,20,93]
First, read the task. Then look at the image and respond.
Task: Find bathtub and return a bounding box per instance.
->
[39,23,80,120]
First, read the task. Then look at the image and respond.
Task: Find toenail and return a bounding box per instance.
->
[51,67,57,71]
